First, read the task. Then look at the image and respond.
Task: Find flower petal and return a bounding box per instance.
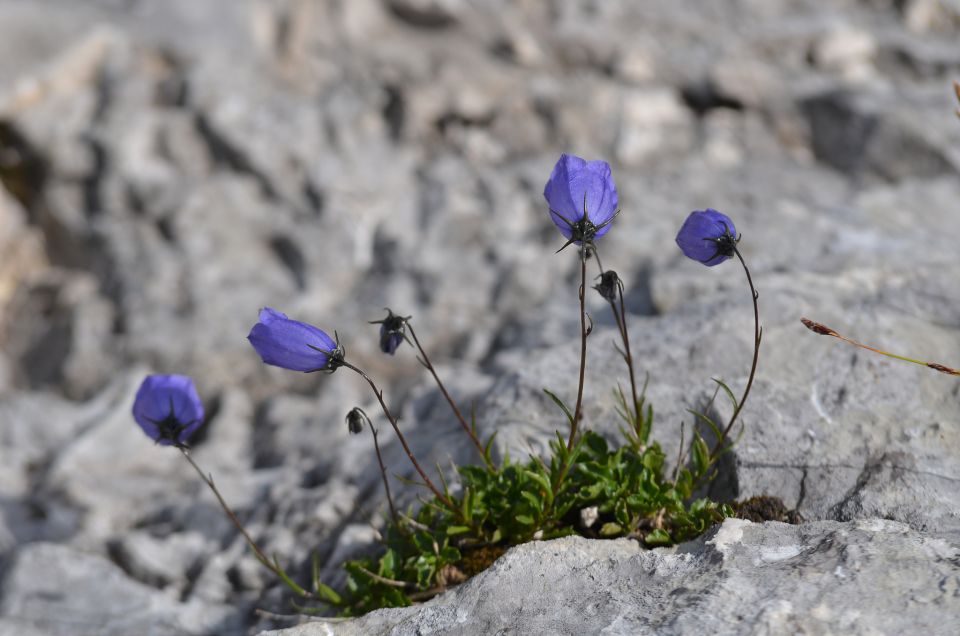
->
[543,154,588,227]
[248,310,337,372]
[581,160,618,230]
[675,209,737,266]
[258,307,288,324]
[132,374,205,445]
[544,154,618,243]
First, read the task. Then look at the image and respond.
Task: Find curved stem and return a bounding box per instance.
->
[710,247,761,459]
[178,447,317,600]
[567,254,589,452]
[407,324,491,467]
[340,361,457,512]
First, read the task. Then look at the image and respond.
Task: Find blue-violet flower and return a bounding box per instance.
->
[248,307,343,372]
[543,153,619,248]
[132,374,204,446]
[369,309,410,355]
[675,209,739,266]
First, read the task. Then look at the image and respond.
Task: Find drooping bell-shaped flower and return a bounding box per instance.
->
[675,209,738,266]
[247,307,343,372]
[132,374,205,446]
[543,153,619,249]
[369,309,410,355]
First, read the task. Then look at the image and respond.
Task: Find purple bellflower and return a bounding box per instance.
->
[132,374,205,446]
[247,307,343,372]
[369,309,410,355]
[675,209,739,266]
[543,153,619,250]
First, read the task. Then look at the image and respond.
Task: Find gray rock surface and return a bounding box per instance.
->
[262,518,960,636]
[0,0,957,634]
[0,542,238,636]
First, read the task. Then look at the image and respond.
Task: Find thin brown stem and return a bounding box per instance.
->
[567,254,589,452]
[177,447,317,600]
[592,252,641,429]
[407,323,490,467]
[710,247,761,459]
[368,423,400,528]
[340,361,457,512]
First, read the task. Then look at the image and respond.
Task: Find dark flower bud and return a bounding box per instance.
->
[369,309,411,355]
[346,407,368,435]
[593,270,622,302]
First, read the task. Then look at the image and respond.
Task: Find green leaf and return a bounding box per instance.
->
[520,490,543,512]
[272,555,308,597]
[686,408,723,443]
[691,432,710,476]
[543,388,575,426]
[524,468,551,493]
[379,548,398,577]
[599,522,623,537]
[584,431,608,456]
[315,581,343,605]
[446,525,472,536]
[515,514,535,526]
[439,545,461,563]
[711,377,739,410]
[484,431,499,465]
[414,555,435,588]
[645,529,672,546]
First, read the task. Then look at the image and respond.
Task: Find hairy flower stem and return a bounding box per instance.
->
[340,361,458,513]
[568,252,589,453]
[177,447,318,600]
[710,247,762,459]
[407,323,491,468]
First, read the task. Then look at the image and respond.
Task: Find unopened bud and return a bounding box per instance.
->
[593,270,622,302]
[346,407,367,435]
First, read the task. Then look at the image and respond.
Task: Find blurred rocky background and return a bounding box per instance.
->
[0,0,958,634]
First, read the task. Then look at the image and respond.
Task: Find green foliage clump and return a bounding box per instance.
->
[313,387,733,616]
